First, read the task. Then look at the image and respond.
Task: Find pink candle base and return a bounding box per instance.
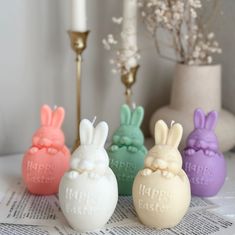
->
[22,147,70,195]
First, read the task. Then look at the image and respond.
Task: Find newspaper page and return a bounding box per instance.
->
[49,209,235,235]
[0,183,216,228]
[189,196,217,212]
[0,181,66,226]
[0,181,234,235]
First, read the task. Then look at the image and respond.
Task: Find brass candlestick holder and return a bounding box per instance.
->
[121,65,139,106]
[68,30,90,153]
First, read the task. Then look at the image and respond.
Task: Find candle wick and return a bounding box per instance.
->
[171,120,175,127]
[132,102,136,110]
[92,116,97,125]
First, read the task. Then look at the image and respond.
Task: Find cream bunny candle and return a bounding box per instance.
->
[59,119,118,233]
[108,104,147,195]
[22,105,70,195]
[183,109,226,197]
[132,120,191,229]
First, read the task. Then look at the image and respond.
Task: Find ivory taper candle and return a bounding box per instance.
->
[122,0,138,68]
[71,0,87,32]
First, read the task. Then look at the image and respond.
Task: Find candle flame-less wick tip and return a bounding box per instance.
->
[132,102,136,110]
[92,116,97,125]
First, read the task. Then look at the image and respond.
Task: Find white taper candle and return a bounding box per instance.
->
[71,0,87,32]
[122,0,138,68]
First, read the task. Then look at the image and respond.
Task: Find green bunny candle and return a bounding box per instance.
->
[108,104,147,195]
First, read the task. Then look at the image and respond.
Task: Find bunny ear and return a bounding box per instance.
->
[120,104,131,125]
[154,120,168,145]
[194,108,205,129]
[130,106,144,127]
[93,121,109,147]
[80,119,93,145]
[167,123,183,149]
[51,107,65,128]
[41,105,52,126]
[205,111,218,130]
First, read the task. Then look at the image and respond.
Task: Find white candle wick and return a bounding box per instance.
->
[92,116,97,125]
[132,102,136,110]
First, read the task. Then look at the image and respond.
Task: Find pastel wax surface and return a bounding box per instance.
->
[22,148,70,195]
[183,109,226,197]
[59,168,118,232]
[183,150,226,197]
[132,170,191,229]
[108,105,147,195]
[22,105,70,195]
[59,119,118,232]
[133,120,191,229]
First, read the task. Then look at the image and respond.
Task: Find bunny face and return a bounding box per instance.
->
[144,120,183,175]
[186,109,219,152]
[72,146,109,173]
[112,105,144,147]
[70,119,109,175]
[32,105,65,150]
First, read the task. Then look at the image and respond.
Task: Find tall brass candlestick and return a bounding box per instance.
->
[121,65,139,106]
[68,30,90,153]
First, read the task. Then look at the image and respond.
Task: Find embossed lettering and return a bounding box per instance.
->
[184,162,213,176]
[26,161,55,183]
[64,188,98,215]
[139,184,173,202]
[137,184,173,213]
[110,159,136,173]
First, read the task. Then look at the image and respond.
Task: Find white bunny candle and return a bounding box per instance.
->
[22,105,70,195]
[59,119,118,232]
[132,120,191,229]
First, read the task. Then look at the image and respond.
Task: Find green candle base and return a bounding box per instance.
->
[108,146,147,195]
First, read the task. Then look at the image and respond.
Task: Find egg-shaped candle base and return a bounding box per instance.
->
[132,170,191,229]
[59,168,118,233]
[108,146,145,196]
[183,150,226,197]
[22,148,70,195]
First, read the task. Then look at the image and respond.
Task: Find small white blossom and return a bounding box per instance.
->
[102,39,111,50]
[112,17,123,24]
[103,14,141,74]
[107,34,118,45]
[111,69,117,74]
[207,32,215,39]
[207,56,213,64]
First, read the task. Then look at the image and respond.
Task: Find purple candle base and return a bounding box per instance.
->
[183,149,226,197]
[183,109,226,197]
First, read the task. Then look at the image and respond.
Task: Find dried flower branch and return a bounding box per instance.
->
[138,0,222,65]
[102,17,141,75]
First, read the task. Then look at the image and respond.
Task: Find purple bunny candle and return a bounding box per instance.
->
[183,109,226,197]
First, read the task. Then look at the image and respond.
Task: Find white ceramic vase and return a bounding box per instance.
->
[150,64,235,152]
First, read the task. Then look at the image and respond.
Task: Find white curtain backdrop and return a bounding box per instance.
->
[0,0,234,155]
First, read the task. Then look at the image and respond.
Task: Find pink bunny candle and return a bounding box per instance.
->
[183,109,226,197]
[22,105,70,195]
